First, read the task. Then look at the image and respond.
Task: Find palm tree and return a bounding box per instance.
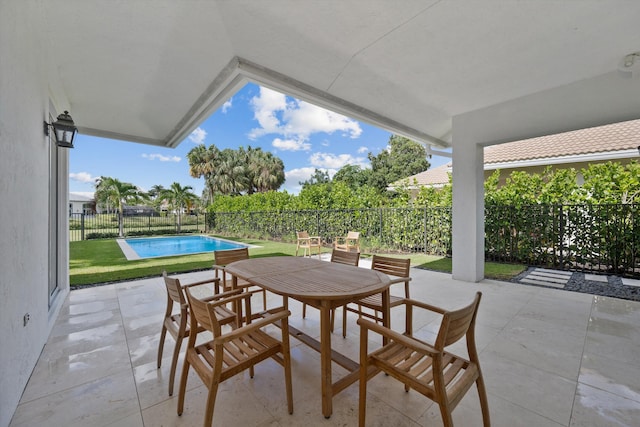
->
[159,182,198,233]
[94,176,147,237]
[213,148,249,196]
[187,144,220,202]
[247,147,285,193]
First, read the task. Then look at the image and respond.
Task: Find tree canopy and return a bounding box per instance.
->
[367,135,430,192]
[187,144,285,201]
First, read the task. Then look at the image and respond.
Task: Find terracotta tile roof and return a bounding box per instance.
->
[397,163,452,187]
[484,119,640,164]
[393,119,640,188]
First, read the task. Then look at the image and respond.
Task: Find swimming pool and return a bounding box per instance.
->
[118,235,248,260]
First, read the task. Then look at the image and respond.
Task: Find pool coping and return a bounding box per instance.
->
[116,235,259,260]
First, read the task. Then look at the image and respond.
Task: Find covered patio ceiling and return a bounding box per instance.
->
[42,0,640,149]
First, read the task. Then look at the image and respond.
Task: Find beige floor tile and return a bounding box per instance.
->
[579,354,640,403]
[481,351,576,425]
[570,383,640,427]
[10,370,139,427]
[20,340,132,403]
[11,268,640,427]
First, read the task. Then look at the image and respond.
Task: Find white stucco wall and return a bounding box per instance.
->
[0,2,69,426]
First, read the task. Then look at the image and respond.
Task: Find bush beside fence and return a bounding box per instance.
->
[208,204,639,277]
[71,204,639,277]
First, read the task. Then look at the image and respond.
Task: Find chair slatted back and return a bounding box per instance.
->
[435,292,482,350]
[163,272,187,307]
[297,231,310,239]
[330,249,360,266]
[346,231,360,240]
[214,247,249,267]
[371,255,410,279]
[185,286,221,337]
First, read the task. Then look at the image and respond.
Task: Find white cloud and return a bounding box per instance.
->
[283,100,362,139]
[309,152,367,169]
[69,172,96,183]
[357,146,369,154]
[272,138,311,151]
[188,127,207,144]
[142,153,181,162]
[248,86,362,142]
[221,98,232,113]
[248,88,287,139]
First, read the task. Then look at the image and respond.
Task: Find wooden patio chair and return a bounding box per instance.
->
[358,292,489,427]
[178,286,294,427]
[334,231,360,253]
[302,249,360,330]
[213,247,267,310]
[341,255,411,338]
[295,231,322,258]
[157,272,238,396]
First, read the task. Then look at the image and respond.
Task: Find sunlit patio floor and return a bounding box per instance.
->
[9,258,640,426]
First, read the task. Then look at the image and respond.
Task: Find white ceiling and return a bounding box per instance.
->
[41,0,640,149]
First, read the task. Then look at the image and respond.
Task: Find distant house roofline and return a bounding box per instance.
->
[393,119,640,189]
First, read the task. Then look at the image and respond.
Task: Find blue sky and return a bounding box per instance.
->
[69,82,450,197]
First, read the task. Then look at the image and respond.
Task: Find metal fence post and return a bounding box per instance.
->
[560,205,565,268]
[81,213,85,241]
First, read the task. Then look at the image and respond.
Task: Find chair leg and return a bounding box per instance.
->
[168,335,184,396]
[281,320,294,414]
[157,324,167,368]
[438,401,454,427]
[302,303,307,318]
[177,358,191,416]
[476,372,491,426]
[358,327,369,427]
[203,382,219,427]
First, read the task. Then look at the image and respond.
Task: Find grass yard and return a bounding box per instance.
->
[69,236,525,286]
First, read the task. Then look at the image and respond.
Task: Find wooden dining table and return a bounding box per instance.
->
[225,256,391,418]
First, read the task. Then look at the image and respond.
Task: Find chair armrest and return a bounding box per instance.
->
[182,277,220,288]
[201,288,242,302]
[357,318,439,357]
[207,291,251,308]
[404,298,446,315]
[214,309,291,345]
[388,276,411,285]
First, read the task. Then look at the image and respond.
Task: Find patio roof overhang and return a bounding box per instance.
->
[40,0,640,150]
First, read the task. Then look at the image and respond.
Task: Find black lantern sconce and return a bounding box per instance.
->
[44,110,78,148]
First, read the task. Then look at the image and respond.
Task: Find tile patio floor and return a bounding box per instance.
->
[9,259,640,426]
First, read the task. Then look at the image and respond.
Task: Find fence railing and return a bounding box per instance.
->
[71,204,640,277]
[207,207,452,255]
[207,204,640,277]
[485,203,640,277]
[69,213,206,241]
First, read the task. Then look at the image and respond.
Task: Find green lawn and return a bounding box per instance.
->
[69,236,525,287]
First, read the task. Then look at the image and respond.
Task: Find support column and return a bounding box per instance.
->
[451,129,484,282]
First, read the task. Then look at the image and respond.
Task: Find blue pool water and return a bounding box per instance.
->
[122,235,246,259]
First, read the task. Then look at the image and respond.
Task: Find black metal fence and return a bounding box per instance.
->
[207,204,640,277]
[206,207,452,255]
[485,203,640,277]
[71,204,640,277]
[69,213,206,241]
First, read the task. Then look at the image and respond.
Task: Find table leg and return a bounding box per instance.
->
[381,288,390,346]
[320,300,332,418]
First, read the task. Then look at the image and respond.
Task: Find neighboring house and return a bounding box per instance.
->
[69,192,95,215]
[395,119,640,193]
